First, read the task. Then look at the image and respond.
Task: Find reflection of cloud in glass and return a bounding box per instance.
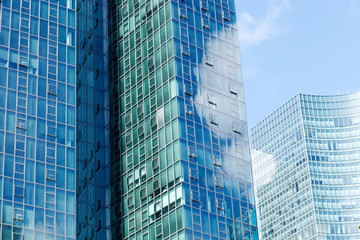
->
[188,18,254,186]
[251,149,276,185]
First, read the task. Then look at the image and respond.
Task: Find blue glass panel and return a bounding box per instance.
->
[5,133,14,154]
[35,207,44,230]
[39,20,48,38]
[36,140,45,161]
[35,162,45,184]
[66,214,75,237]
[35,184,44,207]
[56,145,65,166]
[1,9,10,27]
[37,98,46,118]
[11,12,20,29]
[6,90,16,111]
[40,1,48,19]
[56,167,65,189]
[66,169,75,191]
[30,17,39,35]
[56,212,65,235]
[10,30,19,49]
[39,38,47,58]
[8,70,17,90]
[0,110,4,130]
[66,191,75,214]
[0,28,9,47]
[4,155,14,177]
[3,177,13,201]
[25,182,35,205]
[2,200,13,223]
[56,189,65,211]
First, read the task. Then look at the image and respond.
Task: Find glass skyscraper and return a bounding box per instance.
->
[108,0,257,239]
[1,0,258,239]
[250,93,360,240]
[0,0,76,239]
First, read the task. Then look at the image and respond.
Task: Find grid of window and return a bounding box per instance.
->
[0,0,76,239]
[75,0,112,239]
[109,0,258,239]
[251,93,360,240]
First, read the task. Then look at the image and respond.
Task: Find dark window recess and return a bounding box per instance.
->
[209,114,218,125]
[202,19,210,30]
[184,84,192,96]
[16,118,26,130]
[190,168,199,180]
[179,8,187,19]
[48,84,57,96]
[186,104,194,116]
[191,191,200,203]
[152,158,160,172]
[181,45,190,57]
[229,84,238,95]
[223,11,231,22]
[213,155,222,167]
[201,1,209,11]
[19,56,29,67]
[46,169,56,181]
[216,199,225,210]
[188,146,197,158]
[233,123,242,134]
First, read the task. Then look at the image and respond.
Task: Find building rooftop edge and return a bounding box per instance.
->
[250,91,360,133]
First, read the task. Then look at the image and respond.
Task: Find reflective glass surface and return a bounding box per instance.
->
[76,0,111,239]
[108,0,258,239]
[0,0,76,239]
[251,93,360,240]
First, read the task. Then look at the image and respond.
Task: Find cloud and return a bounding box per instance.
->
[237,0,290,48]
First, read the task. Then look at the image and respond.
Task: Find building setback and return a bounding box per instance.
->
[108,0,258,239]
[76,0,111,239]
[250,93,360,240]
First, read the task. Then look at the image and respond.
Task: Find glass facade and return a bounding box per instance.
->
[0,0,76,239]
[1,0,257,239]
[251,93,360,240]
[76,0,111,239]
[108,0,257,239]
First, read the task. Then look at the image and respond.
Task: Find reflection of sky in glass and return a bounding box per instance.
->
[107,0,258,239]
[172,0,258,239]
[251,93,360,239]
[0,0,77,239]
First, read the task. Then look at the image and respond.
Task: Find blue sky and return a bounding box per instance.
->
[236,0,360,128]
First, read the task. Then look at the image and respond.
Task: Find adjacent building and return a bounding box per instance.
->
[0,0,76,239]
[250,93,360,240]
[108,0,257,239]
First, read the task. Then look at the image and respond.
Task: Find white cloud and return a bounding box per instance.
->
[237,0,290,48]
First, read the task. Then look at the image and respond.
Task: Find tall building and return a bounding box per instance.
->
[250,93,360,240]
[0,0,76,239]
[108,0,257,239]
[1,0,257,239]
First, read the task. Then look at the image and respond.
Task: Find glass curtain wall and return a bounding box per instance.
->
[76,0,111,239]
[108,0,258,239]
[251,93,360,240]
[0,0,76,239]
